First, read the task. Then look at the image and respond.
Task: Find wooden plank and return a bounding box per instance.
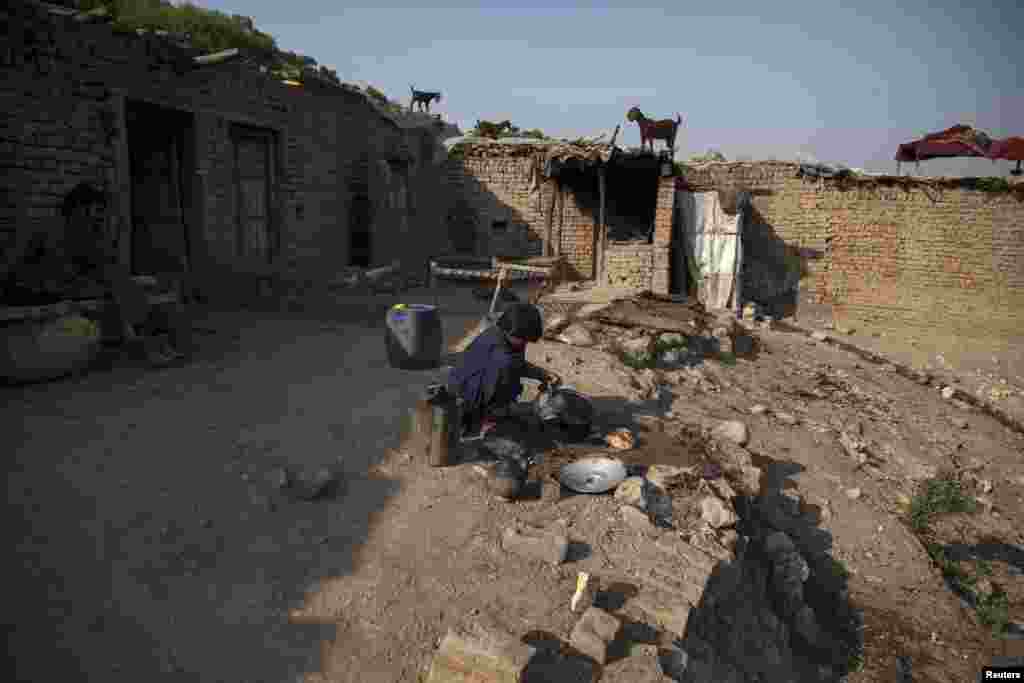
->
[597,165,607,283]
[0,291,180,323]
[111,92,133,269]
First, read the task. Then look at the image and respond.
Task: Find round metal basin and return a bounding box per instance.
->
[559,456,628,494]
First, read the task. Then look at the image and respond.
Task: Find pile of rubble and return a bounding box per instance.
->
[540,295,760,368]
[423,411,852,681]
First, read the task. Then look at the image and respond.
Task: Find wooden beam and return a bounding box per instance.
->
[542,179,552,257]
[110,92,133,269]
[597,165,607,283]
[193,49,241,66]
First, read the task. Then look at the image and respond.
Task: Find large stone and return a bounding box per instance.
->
[700,496,737,529]
[544,314,569,335]
[763,531,796,557]
[501,525,569,565]
[569,607,621,665]
[630,591,692,638]
[558,324,596,347]
[620,336,654,355]
[426,617,535,683]
[712,420,749,446]
[600,654,667,683]
[645,464,691,490]
[614,476,647,509]
[773,411,799,426]
[793,605,822,647]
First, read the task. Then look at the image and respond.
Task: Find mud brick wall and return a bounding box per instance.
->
[605,243,654,288]
[681,161,1024,339]
[445,153,605,279]
[1,0,448,298]
[650,177,676,294]
[443,156,546,261]
[813,185,1024,338]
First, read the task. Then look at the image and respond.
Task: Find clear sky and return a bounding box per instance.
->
[199,0,1022,177]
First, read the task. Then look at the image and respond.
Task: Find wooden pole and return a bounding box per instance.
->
[543,178,555,257]
[597,165,607,283]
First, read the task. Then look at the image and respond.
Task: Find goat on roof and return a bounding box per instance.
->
[626,107,683,155]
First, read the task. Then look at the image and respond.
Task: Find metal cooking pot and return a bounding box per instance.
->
[535,386,594,440]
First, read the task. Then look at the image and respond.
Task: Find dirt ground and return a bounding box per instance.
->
[5,283,1024,682]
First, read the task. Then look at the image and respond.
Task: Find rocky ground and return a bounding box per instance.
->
[5,282,1024,682]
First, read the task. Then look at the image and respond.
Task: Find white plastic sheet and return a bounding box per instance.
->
[677,191,748,311]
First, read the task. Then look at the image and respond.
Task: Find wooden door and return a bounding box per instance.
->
[232,128,274,262]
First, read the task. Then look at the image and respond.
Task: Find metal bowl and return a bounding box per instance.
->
[559,456,628,494]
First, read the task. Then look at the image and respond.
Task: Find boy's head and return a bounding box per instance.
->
[498,303,543,350]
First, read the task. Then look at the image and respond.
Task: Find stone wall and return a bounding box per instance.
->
[1,0,450,301]
[680,162,1024,339]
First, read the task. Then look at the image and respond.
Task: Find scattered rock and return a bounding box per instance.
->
[631,592,693,639]
[845,488,862,500]
[501,524,569,565]
[700,496,737,529]
[614,476,647,509]
[794,605,822,647]
[425,616,534,683]
[771,548,811,618]
[620,336,653,355]
[285,467,337,501]
[270,467,290,489]
[763,531,796,556]
[659,349,687,367]
[713,419,749,447]
[557,324,595,347]
[606,428,636,450]
[544,314,569,335]
[645,464,691,490]
[811,331,830,342]
[950,416,969,430]
[601,654,666,683]
[774,412,799,426]
[838,431,868,466]
[941,386,956,400]
[569,607,621,666]
[750,404,768,415]
[620,505,655,533]
[739,465,763,494]
[659,332,687,347]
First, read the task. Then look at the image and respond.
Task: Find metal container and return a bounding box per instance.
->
[426,385,461,467]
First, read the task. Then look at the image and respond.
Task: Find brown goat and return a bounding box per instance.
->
[626,107,683,154]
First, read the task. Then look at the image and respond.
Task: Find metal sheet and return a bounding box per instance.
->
[559,456,627,494]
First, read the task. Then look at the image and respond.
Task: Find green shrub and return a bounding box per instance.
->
[909,477,976,532]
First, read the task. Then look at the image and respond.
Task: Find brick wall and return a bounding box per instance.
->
[681,161,1024,339]
[1,0,448,299]
[605,243,654,288]
[444,151,600,278]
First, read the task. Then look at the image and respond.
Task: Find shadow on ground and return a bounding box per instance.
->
[3,293,485,682]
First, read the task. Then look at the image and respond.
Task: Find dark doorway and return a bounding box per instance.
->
[125,101,194,277]
[348,159,372,267]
